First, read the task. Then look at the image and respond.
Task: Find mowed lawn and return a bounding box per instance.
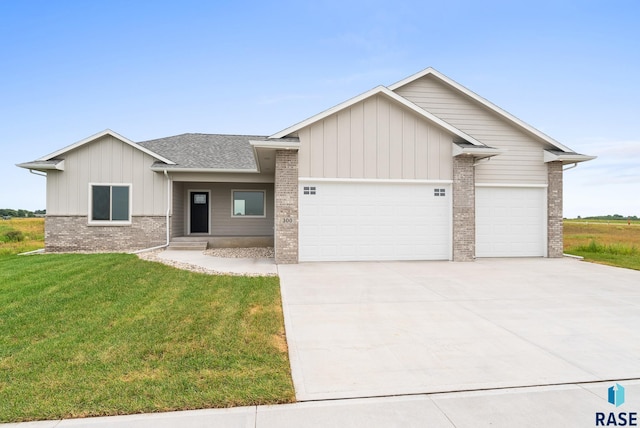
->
[0,253,295,422]
[564,220,640,270]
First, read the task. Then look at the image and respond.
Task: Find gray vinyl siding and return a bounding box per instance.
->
[171,181,185,238]
[298,94,453,180]
[394,75,552,184]
[178,182,274,236]
[46,135,167,215]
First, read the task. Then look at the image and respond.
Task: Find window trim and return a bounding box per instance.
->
[231,189,266,218]
[88,183,132,226]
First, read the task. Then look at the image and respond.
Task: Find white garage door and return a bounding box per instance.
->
[299,181,451,262]
[476,186,546,257]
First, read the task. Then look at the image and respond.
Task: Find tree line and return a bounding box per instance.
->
[0,208,46,218]
[576,214,638,220]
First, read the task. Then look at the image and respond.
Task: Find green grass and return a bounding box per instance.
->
[0,218,45,255]
[0,253,294,422]
[564,220,640,270]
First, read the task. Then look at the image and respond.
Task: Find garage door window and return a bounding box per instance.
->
[232,190,265,217]
[434,188,446,197]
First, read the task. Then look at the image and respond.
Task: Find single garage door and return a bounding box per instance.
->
[299,181,451,262]
[476,186,546,257]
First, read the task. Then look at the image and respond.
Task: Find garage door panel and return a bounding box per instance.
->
[299,182,451,261]
[476,187,546,258]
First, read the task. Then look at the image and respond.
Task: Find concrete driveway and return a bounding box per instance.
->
[277,258,640,401]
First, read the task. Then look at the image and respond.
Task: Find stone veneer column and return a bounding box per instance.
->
[274,150,299,264]
[452,155,475,261]
[547,161,564,258]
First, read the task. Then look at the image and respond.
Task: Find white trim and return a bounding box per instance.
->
[269,86,484,146]
[231,189,267,218]
[249,141,301,150]
[40,129,176,165]
[187,189,211,234]
[299,177,454,184]
[543,150,597,163]
[388,68,575,153]
[88,183,132,226]
[16,160,65,171]
[150,166,258,173]
[475,183,548,188]
[452,144,503,158]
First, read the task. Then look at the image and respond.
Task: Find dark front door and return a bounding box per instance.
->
[190,192,209,233]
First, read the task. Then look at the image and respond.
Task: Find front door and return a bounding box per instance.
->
[190,191,209,234]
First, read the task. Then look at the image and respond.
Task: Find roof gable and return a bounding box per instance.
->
[389,67,574,153]
[38,129,175,165]
[269,86,485,146]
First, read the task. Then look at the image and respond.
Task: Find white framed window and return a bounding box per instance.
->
[231,190,265,217]
[88,183,132,225]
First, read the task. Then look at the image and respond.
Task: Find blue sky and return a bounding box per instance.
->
[1,0,638,217]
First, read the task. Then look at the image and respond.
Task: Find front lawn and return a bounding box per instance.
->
[0,253,295,422]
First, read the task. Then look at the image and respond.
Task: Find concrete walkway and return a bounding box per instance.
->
[278,258,640,401]
[4,380,639,427]
[157,250,278,275]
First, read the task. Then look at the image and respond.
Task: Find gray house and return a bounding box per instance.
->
[18,68,595,263]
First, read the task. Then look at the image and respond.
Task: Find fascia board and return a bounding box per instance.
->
[16,160,65,171]
[38,129,176,165]
[269,86,387,139]
[150,166,259,173]
[269,85,484,146]
[389,67,575,153]
[543,150,597,163]
[249,141,301,149]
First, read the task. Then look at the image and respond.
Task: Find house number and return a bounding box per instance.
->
[282,218,294,223]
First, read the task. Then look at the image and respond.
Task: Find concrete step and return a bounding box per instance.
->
[167,241,208,251]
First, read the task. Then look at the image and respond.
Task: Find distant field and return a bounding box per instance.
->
[0,218,44,255]
[564,220,640,270]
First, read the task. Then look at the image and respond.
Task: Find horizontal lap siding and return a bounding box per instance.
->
[178,182,274,236]
[298,94,453,180]
[395,76,550,184]
[47,135,167,215]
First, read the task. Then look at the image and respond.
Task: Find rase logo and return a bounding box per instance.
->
[596,383,637,426]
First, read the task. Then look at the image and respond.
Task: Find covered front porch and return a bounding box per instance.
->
[169,180,275,249]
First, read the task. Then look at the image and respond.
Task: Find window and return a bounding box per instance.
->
[303,186,316,195]
[232,190,265,217]
[90,184,131,224]
[434,188,446,197]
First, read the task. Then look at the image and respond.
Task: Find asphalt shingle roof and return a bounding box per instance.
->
[138,133,264,170]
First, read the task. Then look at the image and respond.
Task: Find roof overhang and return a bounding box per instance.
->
[249,140,301,150]
[452,143,503,159]
[389,67,576,153]
[543,150,597,164]
[38,129,176,165]
[269,86,485,147]
[16,159,65,171]
[150,165,259,173]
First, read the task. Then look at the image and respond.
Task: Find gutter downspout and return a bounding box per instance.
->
[131,169,172,254]
[563,162,578,171]
[29,169,47,177]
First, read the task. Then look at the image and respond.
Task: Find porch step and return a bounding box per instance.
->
[166,241,208,251]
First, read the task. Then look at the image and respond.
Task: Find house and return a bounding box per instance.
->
[17,68,595,263]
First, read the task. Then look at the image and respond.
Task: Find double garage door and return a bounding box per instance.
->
[298,181,451,262]
[298,182,547,261]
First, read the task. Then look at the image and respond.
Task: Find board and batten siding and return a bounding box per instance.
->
[171,181,185,238]
[394,76,553,184]
[46,135,167,215]
[297,94,453,180]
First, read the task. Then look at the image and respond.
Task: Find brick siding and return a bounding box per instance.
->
[274,150,299,264]
[547,161,563,257]
[45,216,166,252]
[453,155,475,261]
